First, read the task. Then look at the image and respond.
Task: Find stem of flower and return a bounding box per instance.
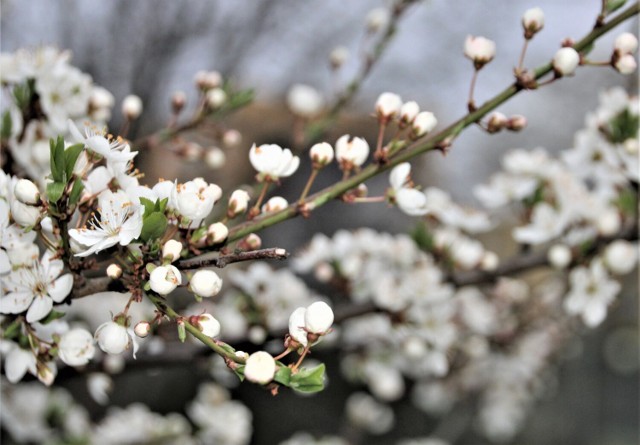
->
[517,39,530,74]
[350,196,387,203]
[291,344,311,372]
[467,68,479,112]
[249,182,271,218]
[299,168,320,203]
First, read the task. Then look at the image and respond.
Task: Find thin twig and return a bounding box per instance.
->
[177,247,289,270]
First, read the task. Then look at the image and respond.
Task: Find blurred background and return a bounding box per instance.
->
[1,0,638,444]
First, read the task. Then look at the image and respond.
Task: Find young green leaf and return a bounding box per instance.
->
[39,310,66,325]
[289,363,326,393]
[1,111,12,139]
[46,182,66,203]
[64,143,85,180]
[140,212,168,242]
[68,179,85,206]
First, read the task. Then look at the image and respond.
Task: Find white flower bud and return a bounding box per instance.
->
[95,321,131,355]
[206,88,227,108]
[244,233,262,250]
[183,142,203,162]
[149,265,182,295]
[399,101,420,124]
[614,54,637,75]
[14,179,40,205]
[304,301,334,334]
[335,134,370,168]
[106,264,122,279]
[623,138,638,154]
[597,209,621,236]
[189,269,223,298]
[412,111,438,137]
[10,200,41,227]
[88,373,113,405]
[375,92,403,122]
[309,142,334,167]
[223,129,242,147]
[548,244,572,269]
[134,321,151,338]
[507,115,528,131]
[522,7,544,37]
[58,329,95,367]
[464,35,496,68]
[287,84,325,118]
[207,222,229,244]
[261,196,288,214]
[604,240,637,275]
[480,251,499,271]
[228,189,251,217]
[366,8,390,33]
[553,47,580,76]
[195,70,222,90]
[162,240,183,263]
[614,32,639,55]
[171,91,187,113]
[329,46,349,69]
[205,147,226,169]
[487,112,508,133]
[288,307,308,346]
[194,313,221,337]
[248,326,267,344]
[244,351,276,384]
[122,95,143,120]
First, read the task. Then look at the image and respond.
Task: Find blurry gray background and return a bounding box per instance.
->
[1,1,638,444]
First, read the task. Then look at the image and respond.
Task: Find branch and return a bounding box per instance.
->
[177,247,289,270]
[72,276,113,299]
[212,3,639,247]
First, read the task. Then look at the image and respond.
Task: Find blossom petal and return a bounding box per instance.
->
[5,347,37,383]
[26,295,54,322]
[0,291,33,314]
[49,273,74,302]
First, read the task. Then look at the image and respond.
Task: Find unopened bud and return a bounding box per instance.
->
[205,147,226,169]
[309,142,334,167]
[206,88,227,109]
[207,222,229,244]
[412,111,437,138]
[134,321,151,338]
[614,54,637,75]
[614,32,638,55]
[244,233,262,250]
[287,84,325,118]
[480,251,499,271]
[195,70,222,90]
[366,8,390,33]
[553,47,580,77]
[192,313,221,337]
[183,142,203,161]
[14,179,40,205]
[487,112,508,133]
[171,91,187,114]
[507,115,527,131]
[464,35,496,69]
[596,209,621,236]
[604,240,638,275]
[375,92,403,123]
[122,95,143,120]
[623,138,638,154]
[223,129,242,147]
[228,189,251,218]
[522,7,544,39]
[107,264,123,279]
[189,269,223,298]
[548,244,572,269]
[330,46,349,69]
[262,196,288,214]
[244,351,276,384]
[162,240,182,263]
[399,101,420,126]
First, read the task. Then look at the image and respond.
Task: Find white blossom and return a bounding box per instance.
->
[172,178,222,225]
[603,240,637,275]
[286,84,324,118]
[194,313,221,337]
[162,239,183,263]
[14,179,40,205]
[464,36,496,67]
[190,269,223,298]
[121,94,143,119]
[149,265,182,295]
[335,135,370,169]
[244,351,276,384]
[249,143,300,179]
[95,321,134,355]
[553,47,580,76]
[58,328,95,366]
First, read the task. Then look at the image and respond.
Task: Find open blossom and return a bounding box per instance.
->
[58,328,96,367]
[389,163,429,216]
[172,178,222,224]
[0,250,73,322]
[335,135,370,169]
[249,143,300,180]
[3,346,37,383]
[68,120,137,165]
[69,190,143,257]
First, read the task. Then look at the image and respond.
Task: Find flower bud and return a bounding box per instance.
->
[614,54,637,74]
[205,147,226,169]
[58,329,96,366]
[309,142,334,167]
[149,265,182,295]
[206,88,227,109]
[95,321,131,355]
[183,142,203,162]
[195,70,222,90]
[286,84,325,118]
[244,351,276,384]
[623,138,638,154]
[162,239,183,263]
[552,47,580,76]
[507,115,527,131]
[193,313,221,337]
[244,233,262,250]
[228,190,251,218]
[330,46,349,69]
[480,251,499,271]
[487,112,508,133]
[207,222,229,244]
[596,209,621,236]
[399,101,420,125]
[14,179,40,205]
[366,8,390,33]
[464,35,496,68]
[171,91,187,114]
[522,7,544,38]
[548,244,572,269]
[288,307,308,346]
[335,135,370,169]
[106,264,122,279]
[304,301,334,334]
[604,240,637,275]
[248,325,267,344]
[262,196,288,214]
[134,321,151,338]
[10,200,41,227]
[122,95,143,120]
[223,129,242,147]
[189,269,223,298]
[375,92,403,122]
[412,111,437,138]
[614,32,639,55]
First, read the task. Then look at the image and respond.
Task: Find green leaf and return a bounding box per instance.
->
[607,108,639,144]
[412,222,434,252]
[40,310,66,325]
[1,111,12,139]
[274,366,292,386]
[46,182,66,203]
[2,319,22,339]
[68,179,84,206]
[190,226,207,243]
[157,197,169,213]
[49,137,66,182]
[605,0,627,13]
[139,197,156,217]
[233,365,246,382]
[614,188,637,216]
[64,143,85,180]
[141,212,168,242]
[289,363,326,393]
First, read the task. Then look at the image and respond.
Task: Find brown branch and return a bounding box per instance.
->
[72,276,113,299]
[177,247,289,270]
